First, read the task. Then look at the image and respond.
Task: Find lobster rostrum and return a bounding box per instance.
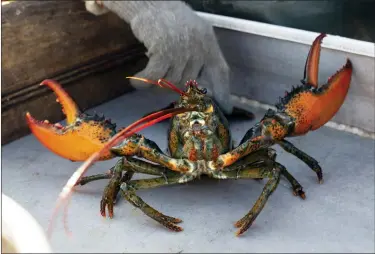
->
[26,33,352,237]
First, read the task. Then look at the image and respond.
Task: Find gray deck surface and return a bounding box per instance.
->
[2,88,374,253]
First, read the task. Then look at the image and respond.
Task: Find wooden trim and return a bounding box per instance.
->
[1,0,149,144]
[1,45,146,112]
[1,0,144,95]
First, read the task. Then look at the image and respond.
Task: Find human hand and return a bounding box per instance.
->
[84,1,233,114]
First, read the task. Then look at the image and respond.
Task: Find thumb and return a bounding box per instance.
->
[129,53,170,89]
[84,1,109,16]
[199,61,233,115]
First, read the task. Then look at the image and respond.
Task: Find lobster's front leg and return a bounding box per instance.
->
[110,133,196,173]
[277,139,323,183]
[222,149,305,199]
[212,163,282,236]
[77,155,173,187]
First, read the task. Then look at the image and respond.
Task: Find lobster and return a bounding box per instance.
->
[26,33,352,236]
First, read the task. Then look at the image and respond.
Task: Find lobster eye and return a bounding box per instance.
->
[200,88,207,94]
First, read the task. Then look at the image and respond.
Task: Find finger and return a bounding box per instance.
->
[162,65,181,87]
[130,53,170,89]
[163,53,191,88]
[179,55,204,86]
[84,1,109,16]
[199,57,233,114]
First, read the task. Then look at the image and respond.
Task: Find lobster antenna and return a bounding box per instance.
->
[46,106,197,238]
[126,77,186,95]
[157,79,186,95]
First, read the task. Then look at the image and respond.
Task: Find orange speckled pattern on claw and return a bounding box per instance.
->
[26,114,115,161]
[285,60,352,136]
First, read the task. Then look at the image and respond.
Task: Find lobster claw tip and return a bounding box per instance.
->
[39,79,79,124]
[303,33,327,88]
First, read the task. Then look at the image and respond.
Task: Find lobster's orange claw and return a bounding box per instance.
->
[26,80,116,161]
[281,33,353,136]
[285,59,352,136]
[309,58,352,130]
[302,33,326,88]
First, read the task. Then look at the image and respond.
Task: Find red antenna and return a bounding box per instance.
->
[126,77,186,96]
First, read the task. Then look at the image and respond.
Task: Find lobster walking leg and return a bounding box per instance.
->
[279,165,305,199]
[118,175,194,232]
[212,163,282,236]
[77,172,112,186]
[221,149,305,199]
[78,155,175,186]
[277,139,323,183]
[77,170,135,187]
[76,161,134,187]
[77,164,135,206]
[99,157,181,217]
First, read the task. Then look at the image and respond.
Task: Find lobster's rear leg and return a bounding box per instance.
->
[277,139,323,183]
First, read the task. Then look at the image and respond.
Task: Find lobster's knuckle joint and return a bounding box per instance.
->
[120,182,133,192]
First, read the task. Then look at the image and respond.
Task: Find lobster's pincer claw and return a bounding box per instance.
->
[284,58,353,135]
[26,79,117,161]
